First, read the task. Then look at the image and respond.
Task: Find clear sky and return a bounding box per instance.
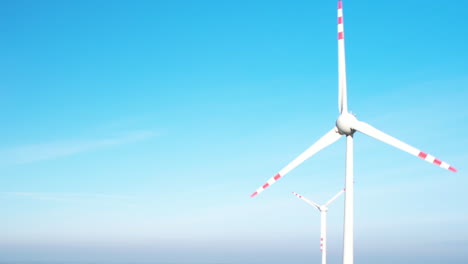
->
[0,0,467,263]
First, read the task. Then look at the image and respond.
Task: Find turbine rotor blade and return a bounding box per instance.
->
[292,192,320,209]
[353,121,457,172]
[325,189,345,206]
[338,0,348,113]
[250,127,342,197]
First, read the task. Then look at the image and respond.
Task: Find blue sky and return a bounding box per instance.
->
[0,0,467,263]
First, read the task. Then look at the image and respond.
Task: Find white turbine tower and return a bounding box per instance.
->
[250,1,457,264]
[293,190,344,264]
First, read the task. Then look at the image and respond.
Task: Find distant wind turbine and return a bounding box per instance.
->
[250,1,457,264]
[293,190,344,264]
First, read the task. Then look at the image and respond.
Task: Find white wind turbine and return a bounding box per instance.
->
[250,1,457,264]
[292,190,344,264]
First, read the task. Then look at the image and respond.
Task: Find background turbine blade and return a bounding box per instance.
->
[292,192,320,209]
[325,189,345,206]
[353,121,457,172]
[250,127,342,197]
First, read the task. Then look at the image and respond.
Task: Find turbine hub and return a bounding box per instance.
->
[336,113,357,135]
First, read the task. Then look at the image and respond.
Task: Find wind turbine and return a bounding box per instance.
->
[250,1,457,264]
[292,190,344,264]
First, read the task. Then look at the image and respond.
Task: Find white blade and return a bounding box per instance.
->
[325,188,345,207]
[251,127,342,197]
[353,121,457,172]
[292,192,320,209]
[338,0,348,113]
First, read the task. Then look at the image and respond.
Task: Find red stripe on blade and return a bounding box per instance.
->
[338,32,344,40]
[449,166,457,172]
[433,159,442,165]
[262,183,269,189]
[273,173,281,180]
[418,151,428,159]
[338,17,343,24]
[250,192,258,198]
[338,1,342,9]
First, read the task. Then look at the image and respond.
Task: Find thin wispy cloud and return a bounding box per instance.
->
[1,192,139,207]
[0,130,156,164]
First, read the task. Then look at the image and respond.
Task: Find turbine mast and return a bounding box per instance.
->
[343,135,354,264]
[321,211,328,264]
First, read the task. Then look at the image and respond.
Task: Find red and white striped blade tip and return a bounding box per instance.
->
[292,192,302,198]
[417,151,457,172]
[338,1,344,40]
[250,173,282,197]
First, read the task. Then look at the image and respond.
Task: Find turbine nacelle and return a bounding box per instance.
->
[336,112,357,135]
[319,205,329,212]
